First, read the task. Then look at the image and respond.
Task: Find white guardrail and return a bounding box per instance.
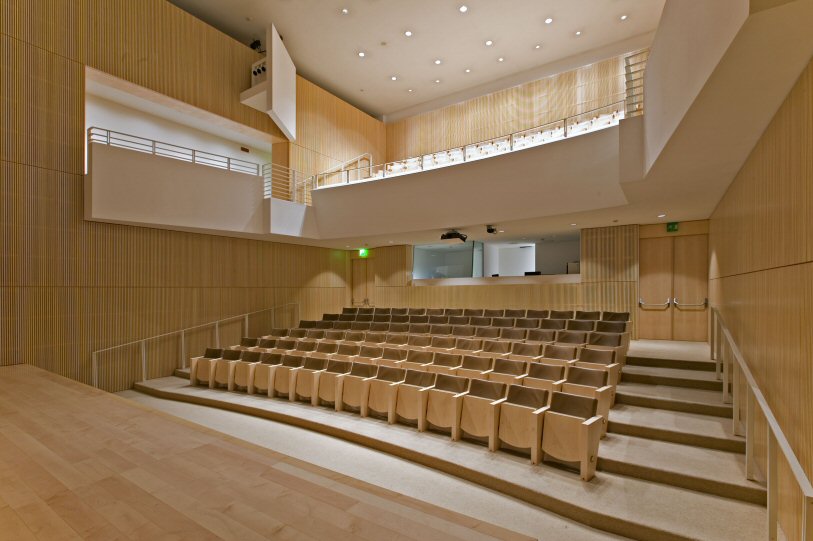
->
[711,307,813,540]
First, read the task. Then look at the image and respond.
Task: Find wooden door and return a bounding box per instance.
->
[351,258,371,306]
[638,237,674,339]
[673,235,709,341]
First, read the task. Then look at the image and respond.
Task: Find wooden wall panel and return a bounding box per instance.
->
[0,0,349,392]
[385,55,626,162]
[710,58,813,536]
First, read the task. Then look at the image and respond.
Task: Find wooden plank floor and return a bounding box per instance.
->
[0,365,532,541]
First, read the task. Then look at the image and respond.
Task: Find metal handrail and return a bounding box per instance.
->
[638,298,672,308]
[711,307,812,539]
[87,127,261,176]
[90,302,299,389]
[673,297,708,308]
[310,100,625,189]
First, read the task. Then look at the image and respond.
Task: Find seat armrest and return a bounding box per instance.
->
[452,391,470,398]
[490,397,508,406]
[532,405,550,416]
[583,415,603,427]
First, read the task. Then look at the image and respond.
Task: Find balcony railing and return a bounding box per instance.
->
[87,127,262,176]
[311,100,626,189]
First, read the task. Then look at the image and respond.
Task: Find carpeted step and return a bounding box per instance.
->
[615,382,732,417]
[621,365,722,391]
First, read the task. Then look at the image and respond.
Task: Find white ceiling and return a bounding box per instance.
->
[167,0,664,117]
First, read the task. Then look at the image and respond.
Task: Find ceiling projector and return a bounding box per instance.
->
[440,230,468,242]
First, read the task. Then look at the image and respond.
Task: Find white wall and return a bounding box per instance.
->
[643,0,748,172]
[535,239,580,275]
[498,245,536,277]
[85,95,272,173]
[413,247,473,279]
[483,243,500,276]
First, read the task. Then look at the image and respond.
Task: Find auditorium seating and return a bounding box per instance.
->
[187,305,632,481]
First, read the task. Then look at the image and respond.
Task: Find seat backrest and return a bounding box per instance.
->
[506,385,549,408]
[326,359,351,373]
[578,347,615,364]
[298,320,317,329]
[288,329,308,338]
[595,320,627,333]
[428,322,450,333]
[527,329,557,343]
[385,333,408,345]
[373,314,391,322]
[315,342,339,354]
[526,309,550,319]
[203,348,223,359]
[240,337,259,347]
[549,310,574,320]
[322,313,340,321]
[504,309,527,318]
[344,331,365,342]
[483,309,505,317]
[444,308,464,316]
[451,325,475,336]
[338,314,355,322]
[342,307,358,315]
[405,370,436,387]
[391,315,410,323]
[409,324,430,334]
[428,315,449,324]
[276,339,299,351]
[468,379,507,400]
[469,316,492,326]
[449,316,471,325]
[306,330,326,339]
[543,344,578,360]
[475,327,500,338]
[404,349,432,364]
[389,322,410,332]
[376,366,406,382]
[567,366,609,387]
[430,335,456,348]
[260,352,282,365]
[460,355,492,371]
[381,347,407,361]
[364,331,387,343]
[357,307,374,315]
[511,342,542,357]
[222,349,242,360]
[527,362,565,381]
[481,340,511,354]
[409,315,429,324]
[549,392,598,419]
[303,357,327,371]
[350,322,372,330]
[374,307,391,315]
[390,307,408,315]
[282,354,305,367]
[589,332,623,347]
[333,321,352,330]
[454,338,482,351]
[556,331,588,344]
[434,374,469,393]
[295,340,317,352]
[433,351,462,367]
[426,308,445,316]
[401,336,425,349]
[500,328,527,340]
[336,343,361,356]
[240,350,261,363]
[370,323,389,332]
[602,311,630,322]
[540,318,567,330]
[408,308,427,315]
[566,320,595,331]
[515,318,540,329]
[359,346,383,358]
[325,330,346,340]
[463,308,484,316]
[491,317,514,328]
[349,363,378,378]
[575,311,601,321]
[492,358,527,375]
[258,339,276,348]
[356,314,374,323]
[268,328,288,337]
[315,321,334,329]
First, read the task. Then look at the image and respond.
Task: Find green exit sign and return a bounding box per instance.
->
[358,248,369,258]
[666,222,679,233]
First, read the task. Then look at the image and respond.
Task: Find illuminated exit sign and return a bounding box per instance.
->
[358,248,369,258]
[666,222,679,233]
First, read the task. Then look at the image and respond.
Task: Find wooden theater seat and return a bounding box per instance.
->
[248,353,283,396]
[425,351,463,375]
[376,347,408,368]
[561,367,614,437]
[525,329,557,346]
[418,374,469,434]
[541,392,603,481]
[211,349,242,389]
[425,335,456,354]
[521,362,566,393]
[456,355,493,380]
[189,348,223,387]
[601,311,630,322]
[335,363,378,413]
[270,354,305,398]
[507,342,543,362]
[289,357,328,402]
[587,332,628,364]
[488,358,528,385]
[549,310,574,320]
[313,360,352,407]
[394,370,436,426]
[454,379,507,444]
[577,347,621,387]
[401,349,435,371]
[231,351,261,391]
[361,366,407,422]
[499,328,527,341]
[555,331,589,347]
[574,311,601,321]
[493,385,549,464]
[526,309,549,319]
[539,344,579,367]
[566,319,596,332]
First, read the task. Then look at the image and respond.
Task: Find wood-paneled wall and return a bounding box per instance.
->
[369,224,638,335]
[1,0,348,391]
[709,58,813,538]
[385,55,626,162]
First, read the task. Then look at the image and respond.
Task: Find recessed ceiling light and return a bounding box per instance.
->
[485,40,494,46]
[657,213,667,218]
[434,59,442,65]
[391,75,397,81]
[545,17,553,24]
[620,14,628,21]
[408,88,413,92]
[575,30,582,36]
[434,79,441,83]
[498,230,505,233]
[341,8,349,15]
[464,68,471,73]
[570,223,577,226]
[404,30,413,37]
[357,51,365,57]
[534,44,541,49]
[459,5,468,13]
[497,57,504,62]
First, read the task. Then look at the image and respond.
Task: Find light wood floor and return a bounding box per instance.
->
[0,365,532,541]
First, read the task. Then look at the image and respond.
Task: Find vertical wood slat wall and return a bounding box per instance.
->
[385,55,626,163]
[709,58,813,538]
[0,0,348,391]
[370,225,638,336]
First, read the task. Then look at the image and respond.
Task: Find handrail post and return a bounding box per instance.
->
[140,340,147,382]
[244,314,250,337]
[192,149,197,165]
[92,352,98,388]
[767,429,778,540]
[745,386,756,480]
[180,330,186,369]
[227,157,231,171]
[215,320,220,348]
[151,139,156,155]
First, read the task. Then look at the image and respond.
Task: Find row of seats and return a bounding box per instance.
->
[190,351,604,480]
[309,315,630,332]
[337,307,630,321]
